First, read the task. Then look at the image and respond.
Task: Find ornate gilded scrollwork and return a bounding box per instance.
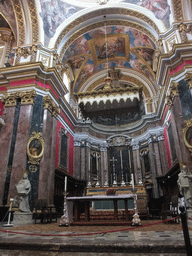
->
[166,82,179,106]
[27,132,45,165]
[183,119,192,155]
[185,73,192,89]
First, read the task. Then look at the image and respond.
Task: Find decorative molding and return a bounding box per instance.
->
[15,45,39,65]
[12,0,26,45]
[27,0,39,43]
[177,23,189,43]
[172,0,184,22]
[27,131,45,165]
[107,135,132,147]
[166,82,179,106]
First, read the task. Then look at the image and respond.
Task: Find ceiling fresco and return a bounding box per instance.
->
[39,0,171,42]
[63,25,156,93]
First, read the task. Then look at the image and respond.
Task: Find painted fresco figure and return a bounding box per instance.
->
[16,173,31,212]
[177,165,192,208]
[138,0,171,28]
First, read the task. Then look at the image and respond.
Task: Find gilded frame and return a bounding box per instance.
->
[27,132,45,165]
[183,119,192,154]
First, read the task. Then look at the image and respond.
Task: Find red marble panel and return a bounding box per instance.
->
[39,109,53,200]
[0,107,15,204]
[8,105,33,199]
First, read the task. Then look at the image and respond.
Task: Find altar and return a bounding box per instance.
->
[67,194,136,224]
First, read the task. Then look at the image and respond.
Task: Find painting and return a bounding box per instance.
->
[123,0,171,29]
[89,34,129,65]
[39,0,79,39]
[27,132,44,165]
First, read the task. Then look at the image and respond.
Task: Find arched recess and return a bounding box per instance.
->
[50,4,165,52]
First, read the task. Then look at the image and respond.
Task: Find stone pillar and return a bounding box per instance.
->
[158,139,169,176]
[153,141,162,177]
[148,138,158,198]
[74,142,81,179]
[8,91,36,200]
[0,103,16,204]
[132,144,141,184]
[80,141,86,180]
[39,96,59,204]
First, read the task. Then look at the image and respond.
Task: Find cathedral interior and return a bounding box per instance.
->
[0,0,192,221]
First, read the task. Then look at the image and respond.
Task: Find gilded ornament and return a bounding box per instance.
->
[185,73,192,89]
[27,132,45,165]
[183,119,192,155]
[27,0,39,43]
[1,92,19,107]
[12,0,26,45]
[19,90,36,105]
[172,0,184,22]
[43,95,59,117]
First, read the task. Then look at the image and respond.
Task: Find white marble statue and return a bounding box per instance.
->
[177,165,192,208]
[16,173,31,212]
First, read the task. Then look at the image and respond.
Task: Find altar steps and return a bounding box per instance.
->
[70,220,132,226]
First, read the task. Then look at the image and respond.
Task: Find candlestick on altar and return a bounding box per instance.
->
[120,150,123,169]
[59,176,69,226]
[110,156,117,187]
[130,173,134,189]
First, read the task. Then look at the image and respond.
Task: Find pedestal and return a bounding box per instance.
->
[13,212,34,225]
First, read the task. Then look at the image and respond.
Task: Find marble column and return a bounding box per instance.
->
[0,106,16,204]
[39,109,53,200]
[80,142,86,180]
[8,104,33,200]
[158,139,169,176]
[148,140,158,198]
[153,142,162,177]
[48,116,57,205]
[74,142,81,179]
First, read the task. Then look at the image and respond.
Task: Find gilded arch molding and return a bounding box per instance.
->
[172,0,184,22]
[12,0,26,45]
[27,0,39,43]
[55,7,160,55]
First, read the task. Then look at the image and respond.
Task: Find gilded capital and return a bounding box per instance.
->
[1,92,19,107]
[43,95,59,117]
[19,90,36,105]
[185,73,192,89]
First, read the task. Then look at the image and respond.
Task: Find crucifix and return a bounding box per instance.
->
[110,156,117,187]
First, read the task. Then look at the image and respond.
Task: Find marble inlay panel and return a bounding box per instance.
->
[9,105,33,199]
[0,107,16,204]
[39,109,53,200]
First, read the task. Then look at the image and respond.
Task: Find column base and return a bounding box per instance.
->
[13,212,34,225]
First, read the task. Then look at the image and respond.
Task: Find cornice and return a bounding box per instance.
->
[76,113,161,136]
[0,62,68,97]
[156,44,192,87]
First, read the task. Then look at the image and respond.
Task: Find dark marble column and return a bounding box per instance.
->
[171,95,191,166]
[158,140,169,176]
[148,141,158,197]
[80,144,86,180]
[74,142,81,179]
[0,107,15,204]
[39,109,53,200]
[8,104,33,199]
[154,142,162,177]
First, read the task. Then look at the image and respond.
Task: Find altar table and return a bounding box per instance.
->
[66,194,136,223]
